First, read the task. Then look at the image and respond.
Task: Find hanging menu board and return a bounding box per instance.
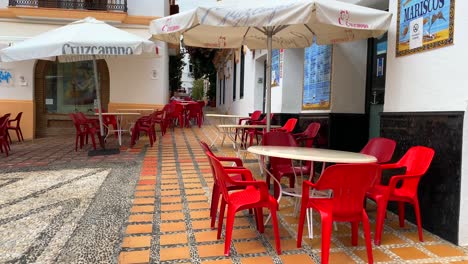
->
[302,38,332,110]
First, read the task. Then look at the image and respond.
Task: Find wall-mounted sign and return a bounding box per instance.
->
[396,0,455,57]
[302,37,332,110]
[0,69,14,87]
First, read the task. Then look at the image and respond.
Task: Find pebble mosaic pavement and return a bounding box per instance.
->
[1,116,468,263]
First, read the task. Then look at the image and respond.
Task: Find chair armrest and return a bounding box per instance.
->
[217,156,243,166]
[229,180,270,200]
[224,167,254,181]
[380,163,404,170]
[387,174,421,192]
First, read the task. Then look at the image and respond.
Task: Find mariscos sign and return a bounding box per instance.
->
[396,0,455,57]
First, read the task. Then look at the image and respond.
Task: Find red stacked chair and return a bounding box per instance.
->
[185,103,202,128]
[297,163,380,264]
[169,102,184,128]
[293,122,321,178]
[206,152,282,256]
[69,113,98,151]
[360,137,396,164]
[270,118,298,133]
[0,114,11,156]
[200,141,246,229]
[366,146,435,245]
[245,113,274,146]
[7,112,24,143]
[235,110,262,142]
[263,131,310,199]
[131,110,162,147]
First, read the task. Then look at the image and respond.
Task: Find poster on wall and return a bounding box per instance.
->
[396,0,455,57]
[302,37,332,110]
[0,69,14,87]
[271,49,283,87]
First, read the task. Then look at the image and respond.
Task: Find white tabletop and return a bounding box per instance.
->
[247,146,377,163]
[218,124,281,129]
[206,114,248,118]
[95,112,141,116]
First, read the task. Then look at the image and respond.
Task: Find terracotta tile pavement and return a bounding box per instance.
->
[118,124,468,263]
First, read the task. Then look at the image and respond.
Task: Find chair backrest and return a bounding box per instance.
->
[10,112,23,127]
[360,137,396,164]
[281,118,298,133]
[263,131,298,168]
[187,103,201,115]
[0,113,11,127]
[302,122,321,148]
[69,113,84,132]
[250,110,262,121]
[313,163,380,218]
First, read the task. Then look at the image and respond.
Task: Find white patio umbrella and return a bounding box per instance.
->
[0,17,156,148]
[150,0,392,130]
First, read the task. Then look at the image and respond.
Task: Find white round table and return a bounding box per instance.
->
[204,114,249,147]
[247,145,376,237]
[95,112,140,146]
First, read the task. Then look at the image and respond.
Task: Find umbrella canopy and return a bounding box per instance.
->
[0,17,156,148]
[0,17,155,62]
[149,0,392,130]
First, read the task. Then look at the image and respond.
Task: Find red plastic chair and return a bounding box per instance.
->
[200,141,246,229]
[197,100,206,121]
[7,112,24,143]
[271,118,298,133]
[0,115,11,156]
[263,131,310,199]
[207,153,281,256]
[131,111,162,147]
[185,103,202,128]
[246,113,274,146]
[297,163,380,264]
[69,113,97,151]
[94,109,118,138]
[170,102,184,128]
[293,122,321,148]
[293,122,321,179]
[366,146,435,245]
[235,110,262,142]
[360,137,396,164]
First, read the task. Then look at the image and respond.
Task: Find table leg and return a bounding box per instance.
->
[255,154,282,225]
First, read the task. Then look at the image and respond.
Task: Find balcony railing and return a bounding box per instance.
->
[9,0,127,12]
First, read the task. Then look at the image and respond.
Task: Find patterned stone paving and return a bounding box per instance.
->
[118,123,468,264]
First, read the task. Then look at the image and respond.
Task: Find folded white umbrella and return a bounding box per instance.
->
[150,0,392,130]
[0,17,156,146]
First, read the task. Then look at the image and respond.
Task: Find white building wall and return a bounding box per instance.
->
[0,0,8,8]
[282,49,304,113]
[385,0,468,245]
[0,60,35,100]
[127,0,168,17]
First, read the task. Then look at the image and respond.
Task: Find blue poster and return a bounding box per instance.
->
[271,49,280,87]
[302,38,332,110]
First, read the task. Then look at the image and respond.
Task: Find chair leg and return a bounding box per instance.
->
[15,130,21,142]
[320,211,333,264]
[373,197,389,246]
[18,128,24,141]
[351,221,359,246]
[90,134,97,150]
[398,201,405,227]
[362,210,374,264]
[255,207,265,233]
[217,199,226,239]
[270,205,282,255]
[413,198,424,242]
[224,208,236,256]
[296,202,307,248]
[210,184,220,229]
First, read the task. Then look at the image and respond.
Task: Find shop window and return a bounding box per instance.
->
[233,61,237,101]
[240,45,245,99]
[44,60,97,114]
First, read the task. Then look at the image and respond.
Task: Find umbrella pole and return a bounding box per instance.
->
[93,56,106,149]
[265,27,273,132]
